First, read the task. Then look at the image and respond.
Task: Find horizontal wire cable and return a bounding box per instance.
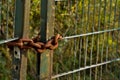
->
[62,28,120,39]
[52,58,120,79]
[0,37,18,44]
[55,0,65,1]
[0,28,119,44]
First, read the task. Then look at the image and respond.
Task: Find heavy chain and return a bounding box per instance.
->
[7,34,62,53]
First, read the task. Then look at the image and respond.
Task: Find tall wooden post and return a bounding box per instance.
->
[36,0,55,80]
[11,0,30,80]
[20,0,30,80]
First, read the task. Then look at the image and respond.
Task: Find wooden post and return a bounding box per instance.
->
[11,0,30,80]
[20,0,30,80]
[36,0,55,80]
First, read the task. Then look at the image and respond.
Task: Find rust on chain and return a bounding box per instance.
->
[45,34,62,50]
[7,34,62,53]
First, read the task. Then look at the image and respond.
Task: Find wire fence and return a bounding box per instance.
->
[53,0,120,80]
[0,0,19,44]
[0,0,29,80]
[0,0,120,80]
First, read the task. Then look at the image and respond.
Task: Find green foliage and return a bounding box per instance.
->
[53,0,120,80]
[30,0,41,37]
[0,45,11,80]
[0,0,120,80]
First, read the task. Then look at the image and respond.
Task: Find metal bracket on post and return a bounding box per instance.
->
[12,46,21,80]
[14,47,20,59]
[10,0,24,79]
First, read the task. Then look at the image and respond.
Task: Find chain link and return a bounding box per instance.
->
[7,34,62,53]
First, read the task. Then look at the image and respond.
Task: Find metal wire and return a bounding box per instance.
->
[72,0,78,79]
[0,37,18,44]
[95,0,101,79]
[0,0,18,44]
[90,0,95,79]
[52,58,120,79]
[117,0,120,58]
[54,0,120,79]
[117,6,120,79]
[78,0,84,79]
[0,0,2,40]
[78,38,82,80]
[0,0,1,33]
[112,1,117,79]
[83,0,90,79]
[6,0,9,39]
[106,0,112,72]
[100,0,107,80]
[13,0,16,38]
[62,28,120,40]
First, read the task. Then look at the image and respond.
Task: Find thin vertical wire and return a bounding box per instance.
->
[74,0,78,80]
[69,1,73,80]
[56,64,60,80]
[55,2,60,80]
[0,0,3,39]
[112,0,117,58]
[69,0,75,80]
[0,0,1,33]
[90,0,95,80]
[77,3,80,80]
[84,0,90,80]
[78,38,82,80]
[116,0,120,59]
[119,4,120,79]
[95,0,101,80]
[62,0,71,37]
[100,0,106,80]
[117,5,120,79]
[71,1,76,79]
[112,0,117,79]
[78,0,84,79]
[106,0,112,71]
[115,0,119,60]
[64,1,68,79]
[13,0,16,38]
[109,0,117,60]
[6,0,9,39]
[81,0,85,80]
[116,0,120,58]
[74,0,78,70]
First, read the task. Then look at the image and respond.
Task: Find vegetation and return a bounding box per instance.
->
[53,0,120,80]
[0,0,120,80]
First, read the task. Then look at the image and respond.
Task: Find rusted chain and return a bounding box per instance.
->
[45,34,62,50]
[7,34,62,53]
